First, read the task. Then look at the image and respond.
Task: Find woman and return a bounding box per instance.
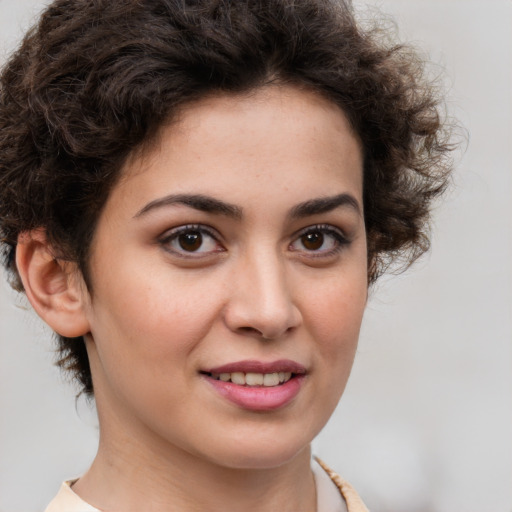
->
[0,0,452,510]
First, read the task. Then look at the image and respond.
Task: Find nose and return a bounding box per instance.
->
[223,248,302,340]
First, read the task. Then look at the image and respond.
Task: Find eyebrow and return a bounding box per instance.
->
[289,193,362,219]
[134,192,361,220]
[134,194,242,219]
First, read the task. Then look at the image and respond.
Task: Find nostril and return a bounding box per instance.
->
[236,324,296,340]
[238,326,263,336]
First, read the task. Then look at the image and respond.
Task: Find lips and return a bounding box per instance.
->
[204,360,307,375]
[201,360,306,411]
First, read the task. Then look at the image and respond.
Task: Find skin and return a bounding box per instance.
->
[18,85,368,511]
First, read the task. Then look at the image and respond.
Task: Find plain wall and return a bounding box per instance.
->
[1,1,511,511]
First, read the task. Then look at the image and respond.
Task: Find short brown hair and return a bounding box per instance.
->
[0,0,454,395]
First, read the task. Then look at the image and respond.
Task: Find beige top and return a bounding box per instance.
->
[44,458,369,512]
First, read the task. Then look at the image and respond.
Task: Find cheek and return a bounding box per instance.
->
[87,281,224,413]
[91,257,225,351]
[309,272,366,335]
[85,268,227,408]
[296,276,366,439]
[304,273,367,374]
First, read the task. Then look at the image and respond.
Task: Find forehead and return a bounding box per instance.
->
[108,85,363,219]
[127,85,361,170]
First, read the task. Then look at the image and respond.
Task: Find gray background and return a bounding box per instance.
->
[1,1,511,511]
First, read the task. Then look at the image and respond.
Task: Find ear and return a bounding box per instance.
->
[16,229,90,338]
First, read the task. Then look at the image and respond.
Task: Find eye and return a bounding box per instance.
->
[159,225,224,257]
[289,224,348,255]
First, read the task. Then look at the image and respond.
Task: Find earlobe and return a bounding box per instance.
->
[16,229,90,338]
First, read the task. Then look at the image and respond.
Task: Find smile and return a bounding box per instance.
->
[208,371,293,387]
[202,360,307,411]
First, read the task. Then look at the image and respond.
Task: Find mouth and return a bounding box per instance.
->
[201,360,307,411]
[203,371,295,387]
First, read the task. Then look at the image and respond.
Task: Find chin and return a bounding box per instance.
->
[200,429,314,470]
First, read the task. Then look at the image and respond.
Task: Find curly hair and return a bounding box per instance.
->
[0,0,453,395]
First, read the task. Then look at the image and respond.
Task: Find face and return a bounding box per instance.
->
[81,86,367,470]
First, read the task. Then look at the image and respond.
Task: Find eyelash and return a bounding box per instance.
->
[158,223,349,259]
[289,224,349,258]
[158,224,224,258]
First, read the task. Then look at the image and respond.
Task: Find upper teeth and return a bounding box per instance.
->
[212,372,293,386]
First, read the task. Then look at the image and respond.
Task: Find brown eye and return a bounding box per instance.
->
[160,225,223,257]
[290,224,347,255]
[301,232,324,251]
[178,231,203,251]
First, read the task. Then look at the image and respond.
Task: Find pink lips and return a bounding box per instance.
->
[202,359,306,412]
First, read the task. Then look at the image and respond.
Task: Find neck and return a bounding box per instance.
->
[73,421,316,512]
